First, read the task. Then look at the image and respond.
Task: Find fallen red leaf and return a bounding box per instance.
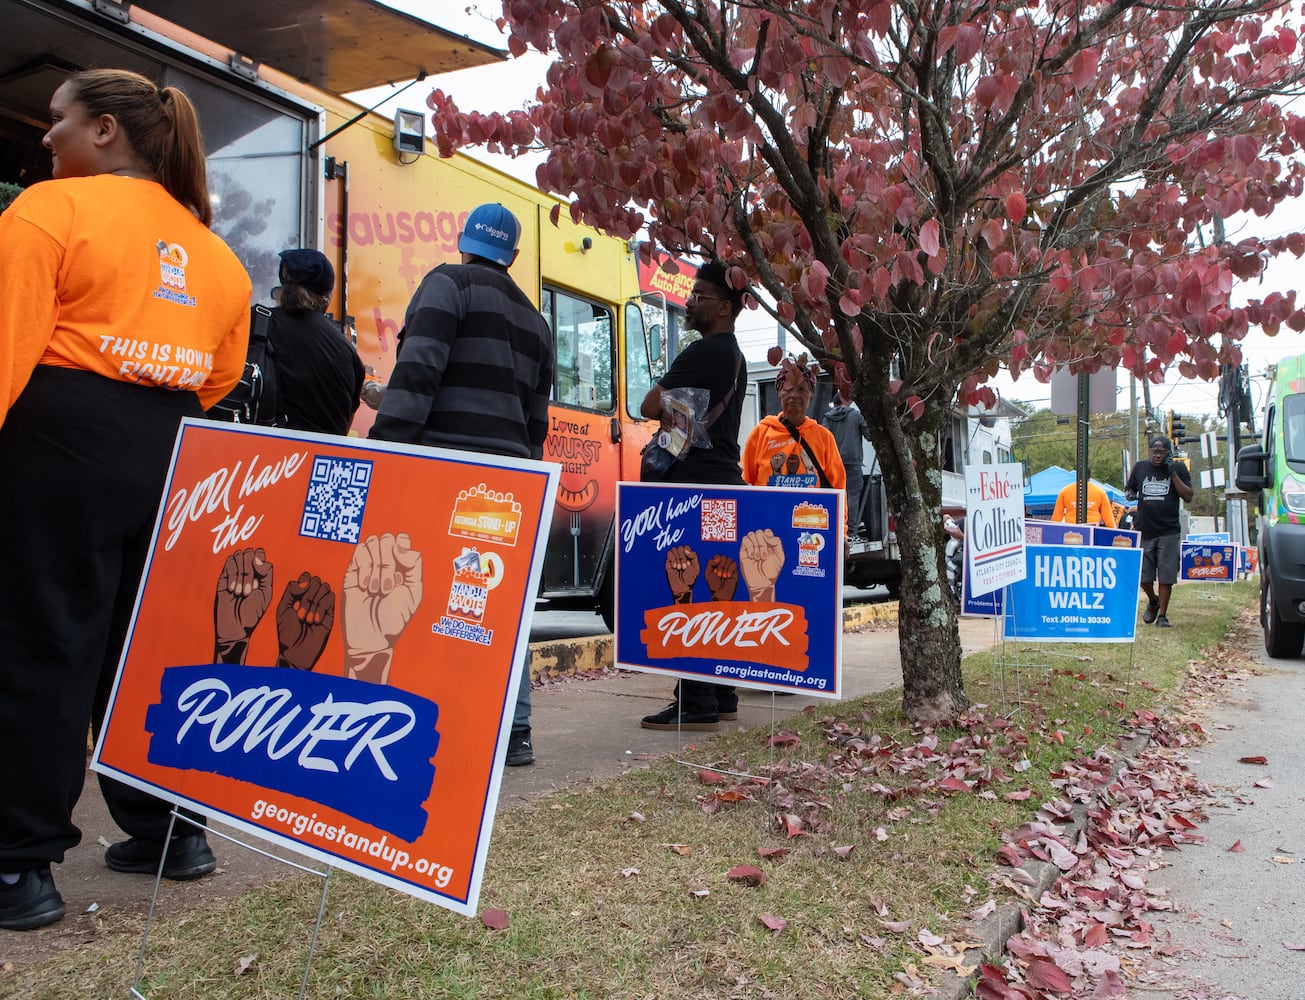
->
[832,844,856,859]
[1283,941,1305,951]
[696,769,726,784]
[1025,957,1073,992]
[480,908,509,930]
[757,846,789,859]
[1227,840,1245,852]
[767,731,801,748]
[758,913,787,932]
[1238,755,1268,765]
[727,864,767,886]
[1004,788,1033,801]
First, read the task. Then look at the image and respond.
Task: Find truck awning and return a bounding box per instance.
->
[138,0,505,93]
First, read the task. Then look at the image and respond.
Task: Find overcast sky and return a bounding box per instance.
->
[355,3,1305,426]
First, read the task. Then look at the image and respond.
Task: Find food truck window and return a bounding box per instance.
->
[542,287,615,413]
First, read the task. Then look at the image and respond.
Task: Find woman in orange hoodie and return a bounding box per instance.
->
[742,354,847,494]
[0,69,251,930]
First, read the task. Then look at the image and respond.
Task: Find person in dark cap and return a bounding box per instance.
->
[1124,434,1194,628]
[368,203,554,768]
[269,248,364,434]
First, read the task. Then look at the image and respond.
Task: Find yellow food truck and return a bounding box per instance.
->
[0,0,658,625]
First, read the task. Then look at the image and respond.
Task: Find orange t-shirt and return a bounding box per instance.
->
[0,175,251,425]
[1051,481,1118,527]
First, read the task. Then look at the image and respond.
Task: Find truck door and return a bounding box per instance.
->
[540,286,618,601]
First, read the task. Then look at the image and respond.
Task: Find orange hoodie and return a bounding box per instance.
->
[0,175,251,425]
[742,414,847,491]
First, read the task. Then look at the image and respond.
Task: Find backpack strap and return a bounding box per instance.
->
[250,304,273,343]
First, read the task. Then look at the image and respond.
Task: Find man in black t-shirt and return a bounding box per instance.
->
[639,261,747,730]
[1125,435,1195,628]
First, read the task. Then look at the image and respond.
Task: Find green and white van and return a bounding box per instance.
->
[1236,353,1305,657]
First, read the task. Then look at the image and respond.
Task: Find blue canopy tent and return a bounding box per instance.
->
[1024,465,1127,519]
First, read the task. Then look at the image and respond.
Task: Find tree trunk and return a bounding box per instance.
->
[859,384,969,723]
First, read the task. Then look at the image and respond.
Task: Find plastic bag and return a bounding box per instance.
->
[660,387,712,455]
[639,387,714,482]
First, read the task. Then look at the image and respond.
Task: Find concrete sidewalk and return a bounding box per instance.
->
[501,611,1001,802]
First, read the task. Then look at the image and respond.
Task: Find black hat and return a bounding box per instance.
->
[278,249,334,296]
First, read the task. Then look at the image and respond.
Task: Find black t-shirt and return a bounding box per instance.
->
[656,331,746,485]
[1125,458,1191,538]
[268,308,365,435]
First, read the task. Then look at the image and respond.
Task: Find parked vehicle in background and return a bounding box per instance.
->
[1236,352,1305,657]
[740,363,1019,594]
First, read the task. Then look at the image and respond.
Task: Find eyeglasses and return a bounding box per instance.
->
[686,292,728,304]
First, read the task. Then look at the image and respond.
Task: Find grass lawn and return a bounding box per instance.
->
[8,581,1256,999]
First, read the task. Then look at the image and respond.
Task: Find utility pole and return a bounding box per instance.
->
[1075,371,1090,523]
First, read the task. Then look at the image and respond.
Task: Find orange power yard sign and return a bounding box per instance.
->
[92,421,558,917]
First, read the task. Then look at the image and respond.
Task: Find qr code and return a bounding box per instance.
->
[700,498,737,542]
[300,456,373,543]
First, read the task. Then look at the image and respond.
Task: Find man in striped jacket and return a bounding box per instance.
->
[369,202,554,766]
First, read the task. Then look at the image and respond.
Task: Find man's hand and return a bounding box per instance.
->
[740,529,784,601]
[342,532,423,685]
[276,573,335,671]
[705,554,738,601]
[665,545,700,602]
[214,548,274,664]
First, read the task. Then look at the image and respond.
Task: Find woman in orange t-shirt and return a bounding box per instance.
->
[0,69,251,931]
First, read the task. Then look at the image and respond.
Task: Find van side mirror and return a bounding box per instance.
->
[1235,443,1269,492]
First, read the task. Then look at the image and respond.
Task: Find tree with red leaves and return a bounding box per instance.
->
[429,0,1305,721]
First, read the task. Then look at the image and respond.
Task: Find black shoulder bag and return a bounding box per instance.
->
[640,350,745,482]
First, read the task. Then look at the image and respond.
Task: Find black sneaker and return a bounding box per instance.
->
[1143,597,1160,624]
[0,867,64,931]
[105,831,216,880]
[717,698,739,721]
[1154,614,1170,628]
[505,729,535,767]
[640,703,719,731]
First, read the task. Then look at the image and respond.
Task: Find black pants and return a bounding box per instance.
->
[661,463,741,717]
[0,368,203,870]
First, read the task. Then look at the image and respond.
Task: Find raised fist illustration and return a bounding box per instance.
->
[706,554,738,602]
[665,544,699,603]
[276,572,335,671]
[740,529,784,602]
[214,547,274,664]
[342,532,423,685]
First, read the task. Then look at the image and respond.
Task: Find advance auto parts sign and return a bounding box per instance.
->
[93,421,556,917]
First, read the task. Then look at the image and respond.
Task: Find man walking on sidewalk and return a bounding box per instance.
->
[369,203,553,766]
[1125,435,1194,628]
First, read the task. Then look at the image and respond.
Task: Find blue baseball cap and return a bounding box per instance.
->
[458,203,521,266]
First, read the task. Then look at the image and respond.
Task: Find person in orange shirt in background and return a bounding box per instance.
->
[1051,478,1118,527]
[0,69,251,931]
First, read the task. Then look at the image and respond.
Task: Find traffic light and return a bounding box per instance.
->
[1169,411,1186,448]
